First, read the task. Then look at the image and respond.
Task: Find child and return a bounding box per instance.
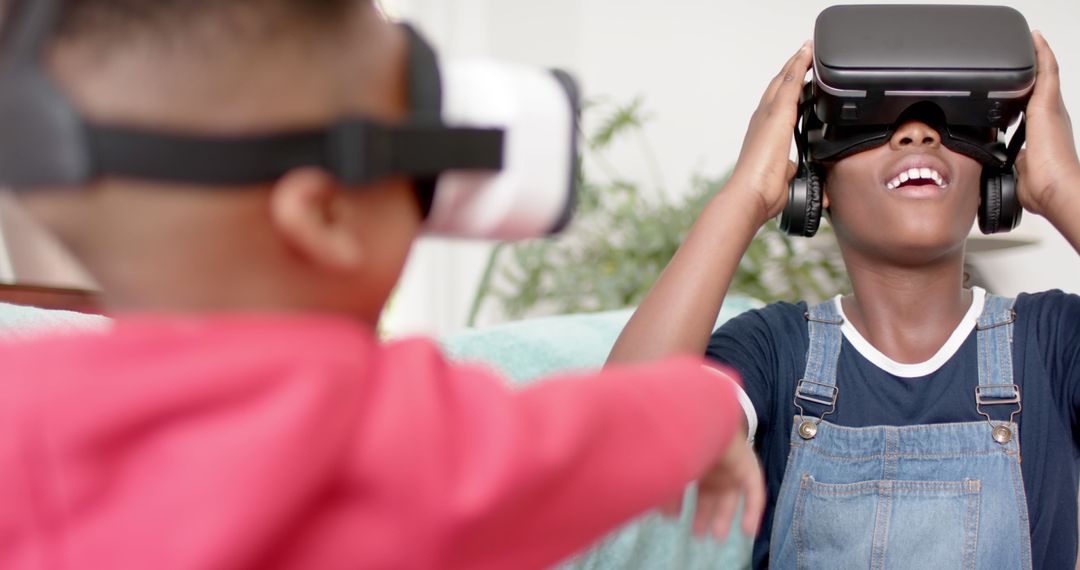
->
[610,33,1080,569]
[0,1,763,569]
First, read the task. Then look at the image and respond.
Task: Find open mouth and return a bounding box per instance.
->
[885,167,949,191]
[889,166,950,190]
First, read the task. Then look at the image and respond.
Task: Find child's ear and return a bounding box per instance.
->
[822,189,830,210]
[269,168,364,273]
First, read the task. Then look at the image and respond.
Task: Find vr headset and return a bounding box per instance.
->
[0,0,580,241]
[780,4,1035,237]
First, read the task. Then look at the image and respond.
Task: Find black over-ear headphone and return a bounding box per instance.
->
[779,96,826,238]
[976,120,1025,235]
[781,163,825,238]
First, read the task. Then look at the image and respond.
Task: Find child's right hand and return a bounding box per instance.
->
[683,427,766,540]
[727,42,814,225]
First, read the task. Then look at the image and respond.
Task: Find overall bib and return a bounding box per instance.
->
[768,296,1032,569]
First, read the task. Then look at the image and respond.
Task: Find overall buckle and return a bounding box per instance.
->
[794,379,838,440]
[975,384,1022,445]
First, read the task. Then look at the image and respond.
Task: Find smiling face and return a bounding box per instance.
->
[823,120,984,266]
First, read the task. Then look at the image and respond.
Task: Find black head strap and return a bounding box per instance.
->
[87,121,504,186]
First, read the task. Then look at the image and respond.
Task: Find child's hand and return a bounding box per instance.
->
[673,427,766,541]
[1015,32,1080,217]
[727,42,814,225]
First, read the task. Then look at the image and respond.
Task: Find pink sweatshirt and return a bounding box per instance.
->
[0,314,742,570]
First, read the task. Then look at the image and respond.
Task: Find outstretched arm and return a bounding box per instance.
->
[1015,32,1080,253]
[380,350,762,569]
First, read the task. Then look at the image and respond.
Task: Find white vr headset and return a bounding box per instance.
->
[0,0,580,241]
[429,58,578,239]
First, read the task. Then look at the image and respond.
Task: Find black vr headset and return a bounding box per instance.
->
[0,0,581,240]
[780,4,1036,237]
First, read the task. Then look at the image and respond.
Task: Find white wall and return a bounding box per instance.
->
[382,0,1080,337]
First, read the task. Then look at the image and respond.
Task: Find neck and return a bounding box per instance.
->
[92,256,381,330]
[840,248,972,364]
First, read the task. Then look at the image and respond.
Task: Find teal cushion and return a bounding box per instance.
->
[442,295,761,384]
[0,302,109,341]
[441,296,762,569]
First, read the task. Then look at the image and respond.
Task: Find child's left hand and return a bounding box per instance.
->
[1015,32,1080,218]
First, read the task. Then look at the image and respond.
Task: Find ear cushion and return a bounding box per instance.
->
[803,165,824,237]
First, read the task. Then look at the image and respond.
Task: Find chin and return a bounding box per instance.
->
[838,219,969,266]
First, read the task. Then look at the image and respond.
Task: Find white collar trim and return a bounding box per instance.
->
[833,287,986,378]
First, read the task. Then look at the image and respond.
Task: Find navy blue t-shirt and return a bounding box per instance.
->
[706,289,1080,570]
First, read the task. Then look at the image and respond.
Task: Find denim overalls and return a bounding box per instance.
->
[768,295,1032,569]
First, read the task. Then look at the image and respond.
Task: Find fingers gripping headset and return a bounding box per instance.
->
[0,0,581,240]
[780,5,1036,238]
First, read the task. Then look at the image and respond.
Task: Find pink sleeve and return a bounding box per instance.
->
[367,342,744,570]
[0,328,742,570]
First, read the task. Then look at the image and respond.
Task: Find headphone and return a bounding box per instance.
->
[976,121,1025,235]
[780,98,1026,238]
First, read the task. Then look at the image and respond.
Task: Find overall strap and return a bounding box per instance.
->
[794,299,844,438]
[975,294,1021,445]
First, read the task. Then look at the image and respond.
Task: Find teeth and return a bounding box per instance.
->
[886,166,948,190]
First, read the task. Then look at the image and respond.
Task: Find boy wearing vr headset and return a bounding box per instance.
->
[612,5,1080,570]
[0,1,765,568]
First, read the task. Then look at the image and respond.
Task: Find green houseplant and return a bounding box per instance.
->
[468,98,849,326]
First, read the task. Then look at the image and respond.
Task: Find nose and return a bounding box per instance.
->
[889,120,942,150]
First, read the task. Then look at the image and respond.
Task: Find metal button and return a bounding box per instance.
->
[992,425,1012,444]
[798,421,818,440]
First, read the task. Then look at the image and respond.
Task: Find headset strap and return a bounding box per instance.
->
[86,120,503,186]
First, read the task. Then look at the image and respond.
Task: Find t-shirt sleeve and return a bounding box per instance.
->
[705,304,798,441]
[1025,290,1080,435]
[368,340,745,570]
